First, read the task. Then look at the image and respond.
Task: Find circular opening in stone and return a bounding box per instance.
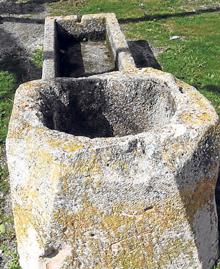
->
[41,77,176,138]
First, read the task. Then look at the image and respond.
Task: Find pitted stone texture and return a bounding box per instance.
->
[7,68,220,269]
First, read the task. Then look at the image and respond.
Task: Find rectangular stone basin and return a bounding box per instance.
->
[42,13,135,79]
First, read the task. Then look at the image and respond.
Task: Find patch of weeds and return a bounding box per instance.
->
[0,243,21,269]
[0,162,14,239]
[0,164,18,268]
[31,47,43,69]
[0,71,16,99]
[7,253,21,269]
[0,100,13,145]
[0,164,9,194]
[0,162,18,268]
[214,259,220,269]
[0,71,16,145]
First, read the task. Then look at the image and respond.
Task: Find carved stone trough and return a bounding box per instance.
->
[42,13,135,79]
[7,13,220,269]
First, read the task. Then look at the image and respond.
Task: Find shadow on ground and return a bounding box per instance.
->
[0,0,57,15]
[0,16,44,24]
[203,85,220,94]
[0,27,41,87]
[128,40,161,70]
[119,6,220,24]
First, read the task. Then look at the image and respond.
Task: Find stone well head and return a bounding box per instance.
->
[7,67,220,269]
[42,74,175,138]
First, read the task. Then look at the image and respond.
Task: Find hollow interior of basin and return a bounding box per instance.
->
[56,22,116,77]
[41,77,176,138]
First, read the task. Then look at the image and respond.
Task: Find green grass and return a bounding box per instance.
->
[0,71,16,145]
[31,47,44,69]
[160,13,220,113]
[49,0,220,17]
[0,160,19,268]
[0,242,21,269]
[124,11,220,114]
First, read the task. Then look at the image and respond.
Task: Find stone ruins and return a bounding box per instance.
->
[6,13,220,269]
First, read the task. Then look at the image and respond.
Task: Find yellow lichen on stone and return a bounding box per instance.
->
[157,238,194,268]
[13,204,44,247]
[176,78,192,91]
[7,121,32,139]
[143,67,165,77]
[110,159,129,172]
[12,145,74,246]
[52,178,215,268]
[162,141,188,169]
[21,80,44,90]
[13,204,32,243]
[181,111,212,126]
[189,91,210,109]
[48,139,84,153]
[72,153,102,175]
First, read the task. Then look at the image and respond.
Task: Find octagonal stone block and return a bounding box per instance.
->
[7,68,220,269]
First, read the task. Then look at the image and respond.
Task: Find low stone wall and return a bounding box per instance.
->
[7,66,220,268]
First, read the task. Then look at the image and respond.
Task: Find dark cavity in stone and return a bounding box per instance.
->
[41,78,176,138]
[57,29,116,78]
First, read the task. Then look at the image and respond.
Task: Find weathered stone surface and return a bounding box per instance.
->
[6,66,220,268]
